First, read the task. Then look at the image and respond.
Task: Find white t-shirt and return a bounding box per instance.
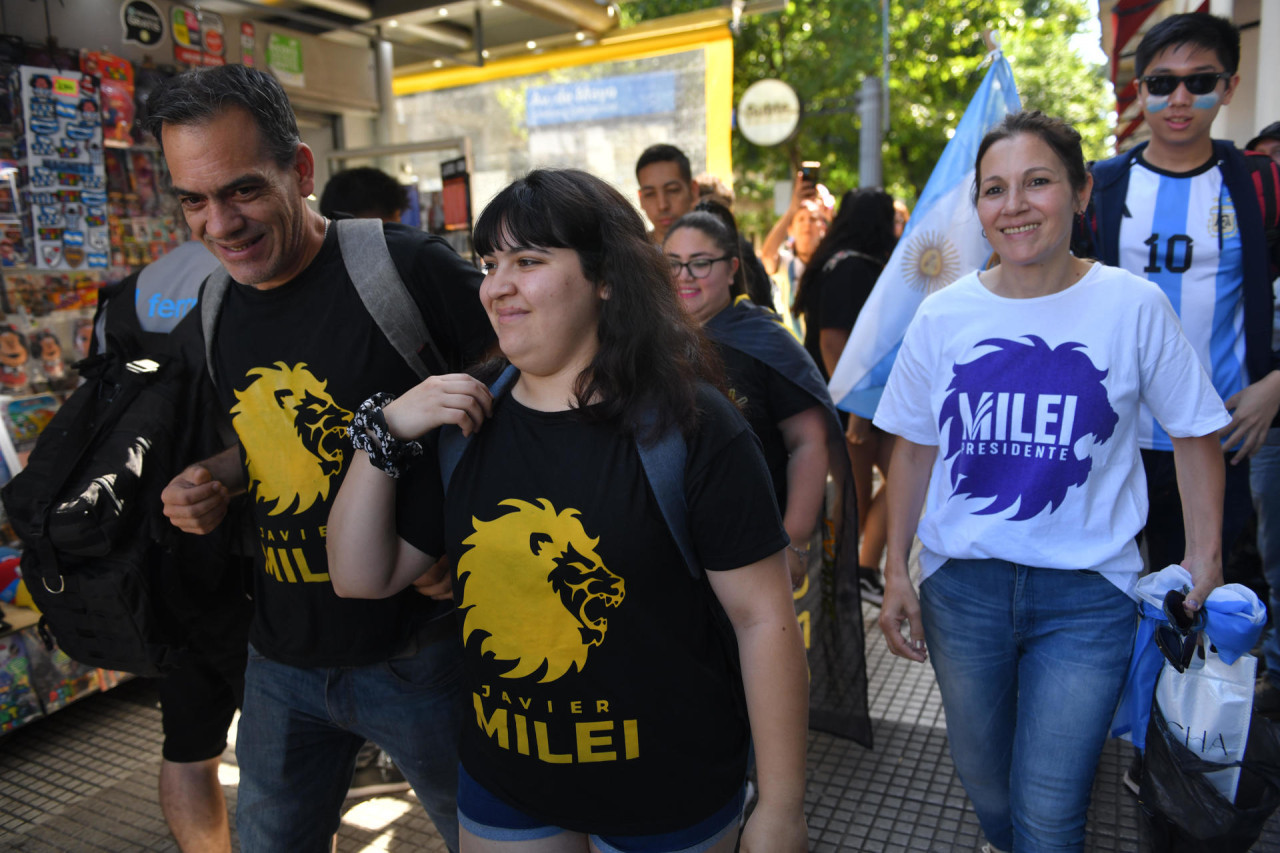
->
[874,263,1230,597]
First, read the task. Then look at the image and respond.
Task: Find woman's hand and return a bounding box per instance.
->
[878,564,927,663]
[1170,432,1226,614]
[382,374,493,440]
[784,546,808,590]
[1181,552,1224,617]
[845,413,872,446]
[740,801,807,853]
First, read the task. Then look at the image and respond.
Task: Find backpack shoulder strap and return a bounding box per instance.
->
[1248,153,1280,230]
[438,364,520,492]
[201,267,232,386]
[635,422,699,578]
[335,218,444,380]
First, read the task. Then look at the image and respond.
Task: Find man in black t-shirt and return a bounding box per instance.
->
[148,65,493,853]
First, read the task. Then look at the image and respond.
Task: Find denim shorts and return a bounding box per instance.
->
[457,764,744,853]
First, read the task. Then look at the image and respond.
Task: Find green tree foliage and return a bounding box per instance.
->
[619,0,1111,238]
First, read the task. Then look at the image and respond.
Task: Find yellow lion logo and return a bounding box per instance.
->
[231,362,352,516]
[458,498,625,683]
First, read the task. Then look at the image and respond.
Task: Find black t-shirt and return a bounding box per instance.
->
[396,385,787,834]
[715,343,818,511]
[801,252,882,379]
[210,223,493,667]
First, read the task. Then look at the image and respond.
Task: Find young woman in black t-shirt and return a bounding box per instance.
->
[663,208,832,590]
[327,169,809,853]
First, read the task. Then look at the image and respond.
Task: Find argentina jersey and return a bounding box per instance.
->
[1119,158,1244,451]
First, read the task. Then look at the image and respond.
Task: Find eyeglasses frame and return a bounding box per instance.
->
[667,255,734,280]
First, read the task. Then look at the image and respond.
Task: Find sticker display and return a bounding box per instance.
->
[15,66,106,271]
[172,6,226,68]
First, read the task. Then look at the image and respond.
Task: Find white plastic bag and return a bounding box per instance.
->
[1155,646,1257,802]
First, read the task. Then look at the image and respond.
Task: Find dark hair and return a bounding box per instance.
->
[0,324,28,353]
[635,144,692,184]
[971,110,1088,205]
[1135,12,1239,78]
[1246,121,1280,151]
[29,329,60,353]
[694,173,734,206]
[144,65,301,169]
[793,188,895,315]
[473,168,719,438]
[319,167,407,219]
[666,204,747,299]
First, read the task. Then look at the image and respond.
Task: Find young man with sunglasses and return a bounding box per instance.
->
[1079,11,1280,789]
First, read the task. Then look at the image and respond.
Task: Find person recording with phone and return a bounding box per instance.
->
[760,161,828,326]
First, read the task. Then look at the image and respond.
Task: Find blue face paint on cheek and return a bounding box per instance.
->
[1192,91,1221,110]
[1145,94,1170,113]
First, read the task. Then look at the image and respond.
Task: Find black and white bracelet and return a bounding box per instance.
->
[349,392,423,478]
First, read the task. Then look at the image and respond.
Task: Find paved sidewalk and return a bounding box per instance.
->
[2,602,1279,851]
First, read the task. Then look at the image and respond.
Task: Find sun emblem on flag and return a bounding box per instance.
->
[900,231,961,293]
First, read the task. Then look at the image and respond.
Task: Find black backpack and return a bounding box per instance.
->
[0,250,235,677]
[1,346,191,676]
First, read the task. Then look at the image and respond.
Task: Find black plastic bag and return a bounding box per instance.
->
[1140,697,1280,851]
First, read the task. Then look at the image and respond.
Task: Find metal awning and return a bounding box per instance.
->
[200,0,623,69]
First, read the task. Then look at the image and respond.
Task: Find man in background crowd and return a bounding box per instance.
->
[320,166,406,223]
[636,143,699,244]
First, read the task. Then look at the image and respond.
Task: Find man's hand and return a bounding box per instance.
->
[412,556,454,600]
[788,169,817,212]
[1221,371,1280,464]
[161,464,231,534]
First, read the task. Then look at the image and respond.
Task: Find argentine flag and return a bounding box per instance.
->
[828,52,1021,416]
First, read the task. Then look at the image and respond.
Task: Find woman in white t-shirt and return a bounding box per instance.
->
[873,111,1230,853]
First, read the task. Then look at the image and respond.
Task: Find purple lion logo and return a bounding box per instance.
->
[938,335,1118,520]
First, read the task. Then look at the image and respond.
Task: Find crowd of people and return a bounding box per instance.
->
[72,9,1280,853]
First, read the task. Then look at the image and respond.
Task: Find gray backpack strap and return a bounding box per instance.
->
[200,267,232,386]
[636,422,699,578]
[335,218,443,380]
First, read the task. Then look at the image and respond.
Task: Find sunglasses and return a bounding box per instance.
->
[1141,72,1232,97]
[1154,587,1206,673]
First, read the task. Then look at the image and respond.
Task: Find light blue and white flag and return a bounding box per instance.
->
[828,52,1021,416]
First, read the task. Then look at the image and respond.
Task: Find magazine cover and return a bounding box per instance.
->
[0,391,59,469]
[24,623,101,714]
[0,630,44,732]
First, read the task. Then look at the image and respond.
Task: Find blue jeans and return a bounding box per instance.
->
[920,559,1136,853]
[235,627,466,853]
[1252,430,1280,684]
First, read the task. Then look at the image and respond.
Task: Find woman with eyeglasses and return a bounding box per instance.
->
[664,207,839,590]
[874,110,1229,853]
[327,169,809,853]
